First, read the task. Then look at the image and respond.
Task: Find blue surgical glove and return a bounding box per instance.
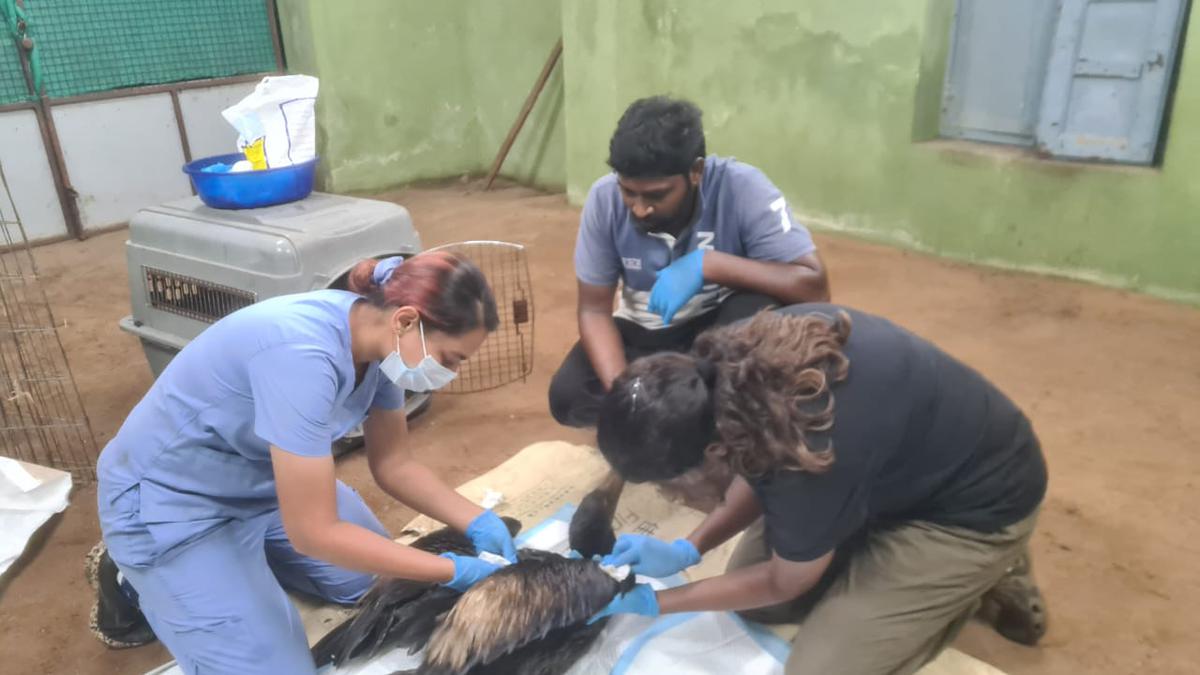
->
[648,248,707,325]
[440,552,503,592]
[601,534,701,578]
[466,509,519,563]
[588,584,660,624]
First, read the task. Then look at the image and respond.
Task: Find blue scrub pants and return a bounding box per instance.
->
[109,481,387,675]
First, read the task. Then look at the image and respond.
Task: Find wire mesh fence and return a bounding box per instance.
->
[0,0,277,105]
[0,31,29,104]
[427,241,535,394]
[0,157,97,481]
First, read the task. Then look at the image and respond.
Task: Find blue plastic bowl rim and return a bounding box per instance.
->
[183,153,320,176]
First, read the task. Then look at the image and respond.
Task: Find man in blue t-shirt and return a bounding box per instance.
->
[549,96,831,428]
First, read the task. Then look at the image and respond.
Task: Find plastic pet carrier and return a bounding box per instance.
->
[119,194,534,451]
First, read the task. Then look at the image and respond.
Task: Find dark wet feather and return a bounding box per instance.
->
[315,516,635,675]
[418,550,633,674]
[568,487,619,559]
[416,617,609,675]
[310,518,520,668]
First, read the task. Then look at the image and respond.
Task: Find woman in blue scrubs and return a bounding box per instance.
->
[91,252,518,674]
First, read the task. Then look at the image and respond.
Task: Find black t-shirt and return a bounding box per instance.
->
[750,304,1047,562]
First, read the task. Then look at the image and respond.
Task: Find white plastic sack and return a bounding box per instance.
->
[0,457,72,579]
[569,602,787,675]
[221,74,319,169]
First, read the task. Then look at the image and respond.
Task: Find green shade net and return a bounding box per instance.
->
[0,0,33,103]
[1,0,276,105]
[0,41,28,104]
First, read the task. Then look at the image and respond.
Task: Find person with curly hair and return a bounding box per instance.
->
[591,305,1048,675]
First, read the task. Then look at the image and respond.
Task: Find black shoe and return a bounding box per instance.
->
[85,541,157,649]
[980,550,1047,646]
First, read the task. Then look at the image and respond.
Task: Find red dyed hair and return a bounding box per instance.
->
[347,252,499,334]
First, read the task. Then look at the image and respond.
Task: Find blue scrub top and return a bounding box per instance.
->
[97,289,404,558]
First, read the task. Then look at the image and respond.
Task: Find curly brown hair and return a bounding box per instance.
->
[692,310,852,476]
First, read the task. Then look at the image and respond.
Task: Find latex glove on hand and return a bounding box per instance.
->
[648,249,706,325]
[588,584,660,624]
[440,552,502,592]
[602,534,701,578]
[466,509,519,563]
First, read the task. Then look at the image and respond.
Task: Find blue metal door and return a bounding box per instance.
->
[1036,0,1188,163]
[941,0,1060,146]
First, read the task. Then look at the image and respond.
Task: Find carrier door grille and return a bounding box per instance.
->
[142,267,256,323]
[425,241,534,393]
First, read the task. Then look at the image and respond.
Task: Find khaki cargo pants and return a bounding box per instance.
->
[727,511,1039,675]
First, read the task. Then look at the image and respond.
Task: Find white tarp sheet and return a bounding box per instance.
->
[0,457,72,579]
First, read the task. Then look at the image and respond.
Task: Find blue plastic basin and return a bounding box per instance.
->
[182,153,318,209]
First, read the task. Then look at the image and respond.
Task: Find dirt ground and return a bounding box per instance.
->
[1,180,1197,675]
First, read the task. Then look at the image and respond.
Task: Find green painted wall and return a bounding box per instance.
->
[277,0,565,192]
[277,0,1200,300]
[464,2,566,189]
[562,0,1200,302]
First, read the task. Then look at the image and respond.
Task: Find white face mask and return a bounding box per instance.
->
[379,320,458,392]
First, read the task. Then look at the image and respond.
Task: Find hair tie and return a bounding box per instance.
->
[630,377,643,413]
[372,256,405,286]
